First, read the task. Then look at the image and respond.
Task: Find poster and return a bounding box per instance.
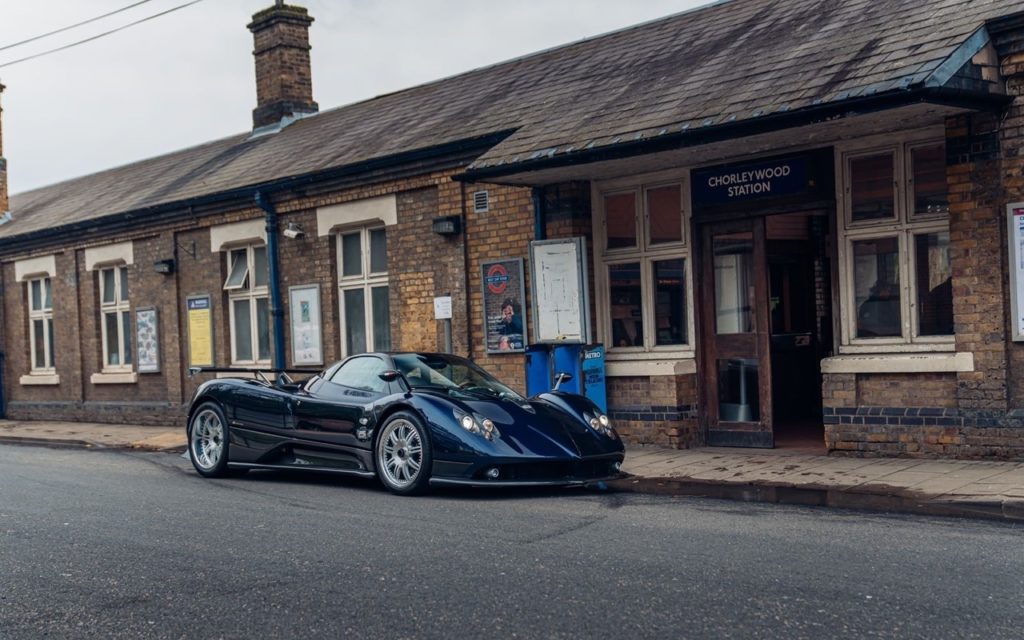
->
[289,284,323,365]
[529,238,590,343]
[482,258,526,353]
[1009,203,1024,342]
[135,307,160,373]
[187,296,213,367]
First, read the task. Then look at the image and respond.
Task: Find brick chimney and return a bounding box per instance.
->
[247,2,318,131]
[0,80,7,215]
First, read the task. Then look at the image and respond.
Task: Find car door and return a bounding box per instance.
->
[291,355,389,448]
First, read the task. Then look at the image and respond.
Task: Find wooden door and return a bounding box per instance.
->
[700,218,773,447]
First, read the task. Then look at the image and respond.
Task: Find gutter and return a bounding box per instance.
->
[457,87,1012,184]
[0,131,515,256]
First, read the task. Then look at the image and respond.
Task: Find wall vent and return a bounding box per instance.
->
[473,190,490,213]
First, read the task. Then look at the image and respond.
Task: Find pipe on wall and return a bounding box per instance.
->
[254,191,286,370]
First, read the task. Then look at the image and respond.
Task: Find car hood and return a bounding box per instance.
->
[452,391,621,458]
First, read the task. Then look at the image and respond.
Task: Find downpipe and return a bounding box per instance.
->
[255,191,286,370]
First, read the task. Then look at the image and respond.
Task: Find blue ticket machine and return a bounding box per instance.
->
[524,343,606,413]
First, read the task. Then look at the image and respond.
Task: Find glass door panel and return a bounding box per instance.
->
[701,219,773,448]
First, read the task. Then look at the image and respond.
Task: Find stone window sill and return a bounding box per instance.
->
[820,352,974,374]
[20,373,60,386]
[606,357,696,377]
[90,371,138,385]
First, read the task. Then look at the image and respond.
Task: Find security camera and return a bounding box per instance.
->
[283,222,305,239]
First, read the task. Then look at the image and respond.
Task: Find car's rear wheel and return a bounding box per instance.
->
[375,411,432,495]
[188,402,233,478]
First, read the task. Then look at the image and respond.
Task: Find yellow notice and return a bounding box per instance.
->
[187,297,213,366]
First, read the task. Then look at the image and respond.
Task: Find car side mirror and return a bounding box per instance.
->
[553,372,572,391]
[379,369,410,391]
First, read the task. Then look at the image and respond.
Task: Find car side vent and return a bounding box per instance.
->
[473,190,490,213]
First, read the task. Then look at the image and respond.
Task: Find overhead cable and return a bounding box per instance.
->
[0,0,156,53]
[0,0,205,69]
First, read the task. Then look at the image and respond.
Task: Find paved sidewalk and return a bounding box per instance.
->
[1,419,1022,522]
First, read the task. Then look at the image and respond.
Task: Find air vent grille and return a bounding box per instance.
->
[473,190,489,213]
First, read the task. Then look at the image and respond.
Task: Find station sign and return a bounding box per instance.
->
[692,153,821,207]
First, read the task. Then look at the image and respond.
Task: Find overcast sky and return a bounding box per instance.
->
[0,0,710,195]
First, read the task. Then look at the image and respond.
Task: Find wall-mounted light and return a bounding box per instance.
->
[283,222,305,239]
[432,215,461,236]
[153,259,175,274]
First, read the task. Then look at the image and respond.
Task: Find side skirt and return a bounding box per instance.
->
[227,462,376,478]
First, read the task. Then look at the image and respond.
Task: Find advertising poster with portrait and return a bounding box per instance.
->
[482,258,526,353]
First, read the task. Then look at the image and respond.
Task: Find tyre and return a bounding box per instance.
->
[188,401,233,478]
[375,411,432,495]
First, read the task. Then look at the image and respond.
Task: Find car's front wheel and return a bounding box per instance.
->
[188,402,233,478]
[375,411,432,495]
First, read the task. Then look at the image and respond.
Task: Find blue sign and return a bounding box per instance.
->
[187,297,210,311]
[693,156,811,206]
[581,345,606,413]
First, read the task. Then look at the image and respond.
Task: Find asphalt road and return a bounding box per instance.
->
[1,445,1021,640]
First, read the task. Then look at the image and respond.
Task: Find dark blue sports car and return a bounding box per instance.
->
[186,352,625,495]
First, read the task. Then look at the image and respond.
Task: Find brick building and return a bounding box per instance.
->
[3,0,1024,459]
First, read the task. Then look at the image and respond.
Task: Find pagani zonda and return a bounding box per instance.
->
[186,352,625,495]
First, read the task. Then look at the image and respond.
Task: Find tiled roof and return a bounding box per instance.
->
[7,0,1023,239]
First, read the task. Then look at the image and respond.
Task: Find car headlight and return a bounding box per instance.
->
[455,410,499,441]
[585,411,617,438]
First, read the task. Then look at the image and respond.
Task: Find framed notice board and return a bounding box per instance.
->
[1009,203,1024,342]
[186,295,214,367]
[529,237,591,343]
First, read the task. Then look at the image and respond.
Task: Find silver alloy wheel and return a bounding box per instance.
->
[191,408,225,471]
[377,418,423,489]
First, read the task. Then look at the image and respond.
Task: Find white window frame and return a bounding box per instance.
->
[593,169,695,366]
[225,245,271,366]
[27,276,55,374]
[836,129,954,354]
[337,226,390,357]
[98,265,132,372]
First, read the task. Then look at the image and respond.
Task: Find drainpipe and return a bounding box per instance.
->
[532,187,545,241]
[254,191,286,370]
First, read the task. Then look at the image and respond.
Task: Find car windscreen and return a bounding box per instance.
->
[391,354,525,402]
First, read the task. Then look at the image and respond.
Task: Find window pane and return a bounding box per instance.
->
[850,153,895,221]
[253,246,269,288]
[101,269,116,305]
[33,319,45,369]
[853,237,901,338]
[344,289,367,355]
[605,192,637,249]
[122,311,133,365]
[47,319,55,368]
[105,312,120,366]
[648,186,682,245]
[256,297,270,361]
[342,233,362,277]
[44,278,52,310]
[371,286,391,351]
[915,232,953,336]
[332,356,387,393]
[30,280,41,311]
[119,267,129,302]
[233,299,253,362]
[225,249,248,289]
[714,233,754,334]
[609,263,643,347]
[912,145,949,216]
[653,259,687,345]
[369,229,387,274]
[718,358,760,422]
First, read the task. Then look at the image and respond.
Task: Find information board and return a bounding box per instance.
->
[187,295,214,367]
[1009,203,1024,342]
[529,238,590,343]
